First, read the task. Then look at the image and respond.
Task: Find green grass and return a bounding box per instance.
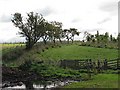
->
[40,44,118,61]
[2,44,118,66]
[63,74,118,88]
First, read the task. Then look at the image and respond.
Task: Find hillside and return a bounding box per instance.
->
[40,44,118,61]
[2,43,118,66]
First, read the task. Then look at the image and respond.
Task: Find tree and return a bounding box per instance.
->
[83,31,92,42]
[63,28,80,43]
[86,35,91,42]
[40,21,51,44]
[11,12,45,49]
[118,33,120,49]
[63,29,70,43]
[117,33,120,42]
[95,31,100,43]
[104,32,109,43]
[70,28,80,43]
[50,21,63,44]
[110,34,113,42]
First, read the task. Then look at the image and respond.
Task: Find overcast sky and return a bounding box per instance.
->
[0,0,119,43]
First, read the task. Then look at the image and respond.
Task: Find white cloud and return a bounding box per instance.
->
[0,14,11,23]
[99,1,118,16]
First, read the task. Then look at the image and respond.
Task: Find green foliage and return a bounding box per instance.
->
[12,12,80,49]
[63,28,80,43]
[30,62,81,80]
[19,60,33,70]
[12,12,46,49]
[2,44,25,65]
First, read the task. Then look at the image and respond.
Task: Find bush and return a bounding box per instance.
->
[42,49,45,52]
[45,47,49,49]
[51,46,54,48]
[30,63,81,81]
[19,60,32,70]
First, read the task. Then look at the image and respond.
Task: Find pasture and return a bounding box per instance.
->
[2,43,24,49]
[63,74,118,88]
[2,43,118,67]
[40,44,118,61]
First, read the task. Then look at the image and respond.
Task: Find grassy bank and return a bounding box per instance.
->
[63,74,118,88]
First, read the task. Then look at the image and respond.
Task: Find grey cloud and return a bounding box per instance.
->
[81,28,103,33]
[98,18,111,24]
[36,7,56,17]
[71,18,81,23]
[99,1,117,15]
[6,37,25,43]
[0,14,11,23]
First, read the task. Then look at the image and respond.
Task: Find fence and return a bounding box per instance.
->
[107,58,119,70]
[59,58,119,71]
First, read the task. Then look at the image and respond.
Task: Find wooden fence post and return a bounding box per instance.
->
[89,59,93,70]
[117,58,119,69]
[103,59,108,70]
[93,61,97,74]
[86,59,91,79]
[97,60,101,73]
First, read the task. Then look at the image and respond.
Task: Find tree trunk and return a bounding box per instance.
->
[43,39,47,45]
[59,38,62,43]
[66,36,69,44]
[71,39,74,43]
[71,36,74,43]
[42,36,47,45]
[24,81,34,90]
[53,38,56,44]
[26,37,35,50]
[67,39,69,44]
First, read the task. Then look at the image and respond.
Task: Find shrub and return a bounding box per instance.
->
[42,49,45,52]
[45,47,49,49]
[51,46,54,48]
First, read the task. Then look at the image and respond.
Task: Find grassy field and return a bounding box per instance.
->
[2,43,24,49]
[40,44,118,61]
[2,44,118,66]
[63,74,118,88]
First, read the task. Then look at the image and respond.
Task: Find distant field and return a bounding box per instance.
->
[2,43,25,56]
[63,74,118,88]
[40,45,118,61]
[1,43,24,49]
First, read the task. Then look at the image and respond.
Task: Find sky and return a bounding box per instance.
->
[0,0,119,43]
